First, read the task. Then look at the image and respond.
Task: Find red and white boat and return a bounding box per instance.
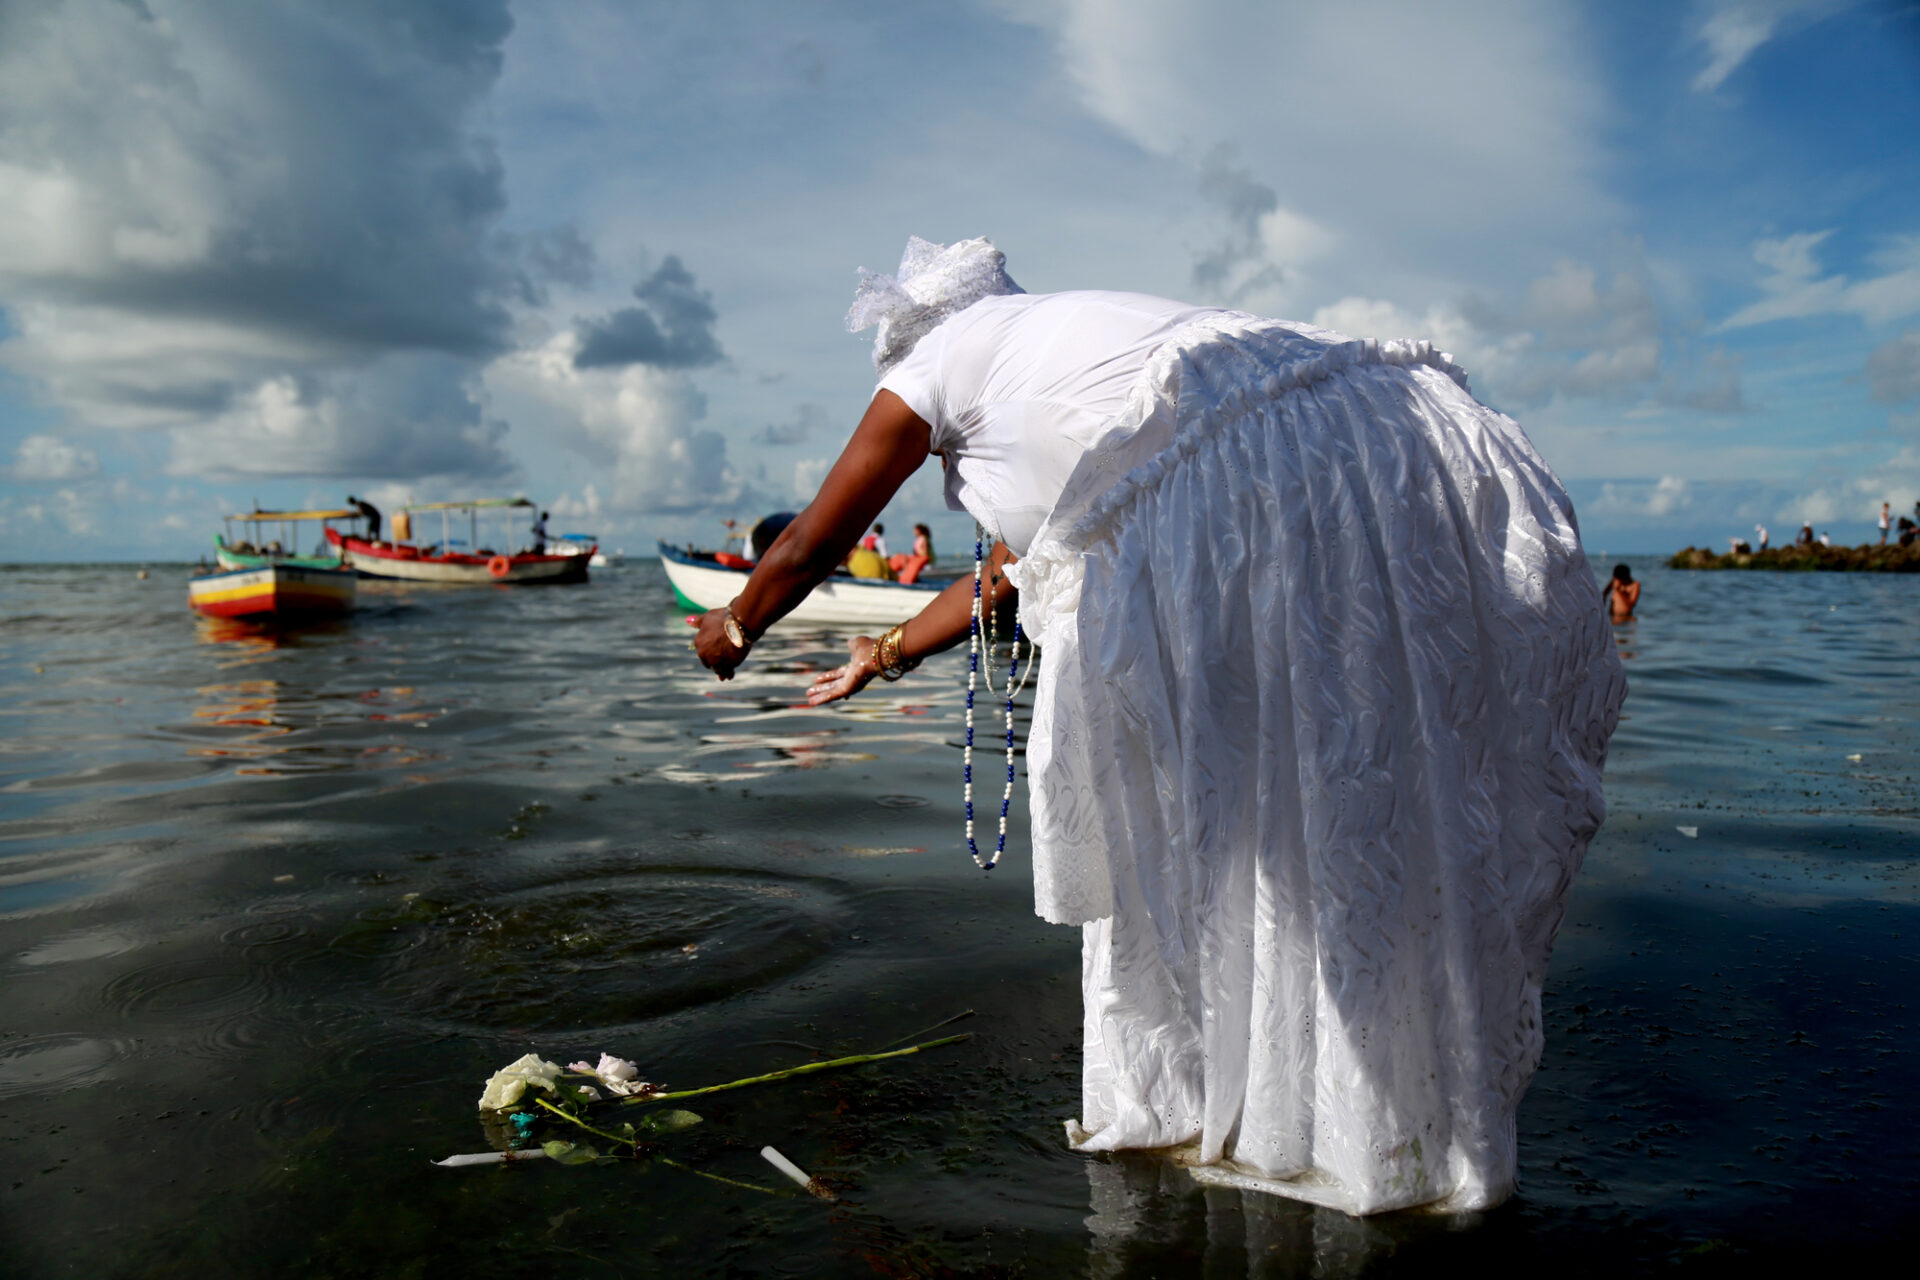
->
[325,498,592,585]
[188,563,357,620]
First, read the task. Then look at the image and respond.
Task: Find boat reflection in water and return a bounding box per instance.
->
[185,622,446,780]
[193,613,354,652]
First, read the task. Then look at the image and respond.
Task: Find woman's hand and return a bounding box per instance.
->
[692,609,748,680]
[807,635,880,706]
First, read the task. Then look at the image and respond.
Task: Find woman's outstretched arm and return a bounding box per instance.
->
[694,390,930,679]
[805,538,1017,706]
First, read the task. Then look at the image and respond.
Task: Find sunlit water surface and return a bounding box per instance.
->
[1,558,1915,1277]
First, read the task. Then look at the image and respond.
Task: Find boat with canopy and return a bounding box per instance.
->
[326,498,592,584]
[192,507,361,621]
[213,506,368,571]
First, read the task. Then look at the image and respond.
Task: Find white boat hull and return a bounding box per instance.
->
[660,548,943,627]
[341,549,583,584]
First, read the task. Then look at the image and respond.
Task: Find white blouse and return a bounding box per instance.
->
[877,290,1224,555]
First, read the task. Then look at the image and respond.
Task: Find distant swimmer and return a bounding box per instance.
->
[1603,563,1640,622]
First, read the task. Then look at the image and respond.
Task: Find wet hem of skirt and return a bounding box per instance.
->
[1065,1119,1497,1217]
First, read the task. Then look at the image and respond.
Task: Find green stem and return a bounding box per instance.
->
[619,1033,972,1106]
[877,1009,975,1051]
[656,1155,789,1197]
[534,1096,639,1148]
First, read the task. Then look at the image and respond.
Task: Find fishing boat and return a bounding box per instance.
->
[326,498,593,584]
[213,506,368,571]
[188,563,357,620]
[658,541,948,626]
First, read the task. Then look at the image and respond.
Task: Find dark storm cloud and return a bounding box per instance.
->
[573,256,725,370]
[8,0,524,358]
[0,0,599,481]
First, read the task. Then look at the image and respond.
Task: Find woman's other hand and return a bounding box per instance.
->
[807,635,880,705]
[693,609,747,680]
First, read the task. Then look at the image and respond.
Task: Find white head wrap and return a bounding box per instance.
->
[846,236,1024,375]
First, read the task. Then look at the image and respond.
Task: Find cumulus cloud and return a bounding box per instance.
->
[1462,258,1664,400]
[792,457,833,502]
[1691,0,1856,93]
[1591,474,1692,518]
[1321,252,1745,415]
[1866,332,1920,405]
[15,486,101,537]
[1024,0,1617,266]
[0,0,575,481]
[549,484,603,523]
[13,434,99,481]
[1190,147,1286,304]
[485,331,739,514]
[167,353,514,480]
[1312,296,1529,388]
[1718,230,1920,330]
[1658,347,1746,413]
[573,256,725,370]
[755,403,829,447]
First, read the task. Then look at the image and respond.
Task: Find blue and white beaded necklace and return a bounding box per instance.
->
[964,524,1032,869]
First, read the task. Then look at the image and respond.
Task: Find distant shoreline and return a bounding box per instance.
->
[1668,544,1920,572]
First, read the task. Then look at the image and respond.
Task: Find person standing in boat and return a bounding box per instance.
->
[691,236,1624,1216]
[531,509,550,555]
[347,495,382,544]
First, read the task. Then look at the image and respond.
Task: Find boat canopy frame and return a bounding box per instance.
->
[394,497,539,558]
[220,507,367,561]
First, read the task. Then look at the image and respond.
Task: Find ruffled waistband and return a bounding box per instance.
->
[1009,315,1470,619]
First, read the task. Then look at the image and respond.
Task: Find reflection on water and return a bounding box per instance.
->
[186,678,444,776]
[0,558,1916,1277]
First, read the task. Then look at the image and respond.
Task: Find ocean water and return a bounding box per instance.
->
[0,557,1915,1277]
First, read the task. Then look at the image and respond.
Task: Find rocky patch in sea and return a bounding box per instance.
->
[1668,542,1920,572]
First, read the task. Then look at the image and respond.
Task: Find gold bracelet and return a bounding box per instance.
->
[875,624,917,681]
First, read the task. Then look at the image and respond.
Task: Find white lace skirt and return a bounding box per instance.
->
[1008,319,1626,1215]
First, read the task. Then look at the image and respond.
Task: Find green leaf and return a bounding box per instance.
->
[542,1140,602,1165]
[649,1109,703,1133]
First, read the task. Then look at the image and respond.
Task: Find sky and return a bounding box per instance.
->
[1,0,1918,560]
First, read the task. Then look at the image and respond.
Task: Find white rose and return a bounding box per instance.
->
[478,1054,564,1111]
[595,1053,640,1084]
[565,1052,653,1096]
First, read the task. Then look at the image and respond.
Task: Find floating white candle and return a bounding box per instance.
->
[759,1145,835,1200]
[432,1149,551,1167]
